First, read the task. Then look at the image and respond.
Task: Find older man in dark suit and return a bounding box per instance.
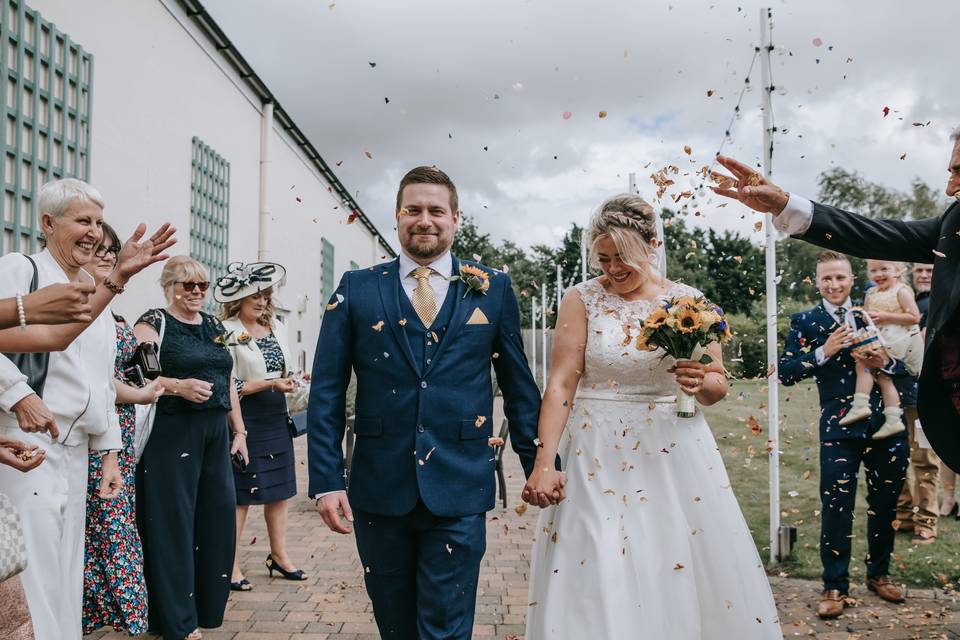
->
[715,127,960,472]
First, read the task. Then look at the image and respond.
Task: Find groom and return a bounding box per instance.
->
[307,166,541,639]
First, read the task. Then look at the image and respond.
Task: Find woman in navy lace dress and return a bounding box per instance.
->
[215,262,305,592]
[133,256,249,640]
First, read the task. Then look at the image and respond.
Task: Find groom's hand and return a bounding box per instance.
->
[711,155,790,215]
[317,491,354,534]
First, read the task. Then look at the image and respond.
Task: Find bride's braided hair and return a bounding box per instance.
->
[586,195,660,278]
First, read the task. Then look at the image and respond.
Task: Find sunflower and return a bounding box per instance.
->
[458,264,491,293]
[644,307,670,329]
[674,296,697,308]
[635,332,656,351]
[699,309,720,330]
[677,307,701,334]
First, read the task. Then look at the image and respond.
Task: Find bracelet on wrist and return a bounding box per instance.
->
[103,276,125,295]
[233,430,247,437]
[15,293,26,330]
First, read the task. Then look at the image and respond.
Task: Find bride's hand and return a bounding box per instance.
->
[522,469,567,508]
[670,359,706,396]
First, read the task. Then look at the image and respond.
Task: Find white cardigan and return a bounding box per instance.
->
[221,317,294,382]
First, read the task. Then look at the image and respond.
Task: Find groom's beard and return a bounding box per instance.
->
[403,231,450,260]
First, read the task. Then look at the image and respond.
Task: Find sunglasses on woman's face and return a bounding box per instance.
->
[177,281,209,293]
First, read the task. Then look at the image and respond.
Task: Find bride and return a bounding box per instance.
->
[522,195,782,639]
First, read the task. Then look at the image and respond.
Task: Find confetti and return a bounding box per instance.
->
[326,294,345,311]
[347,211,360,224]
[475,415,487,428]
[372,320,384,332]
[515,503,528,516]
[812,37,823,47]
[882,106,890,117]
[598,110,608,119]
[748,415,762,436]
[364,149,374,159]
[683,145,692,155]
[562,111,572,120]
[706,89,715,97]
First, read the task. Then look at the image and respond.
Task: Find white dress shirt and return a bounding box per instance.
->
[771,193,815,236]
[814,297,853,365]
[398,250,453,303]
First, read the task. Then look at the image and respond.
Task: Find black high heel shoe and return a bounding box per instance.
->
[265,554,307,581]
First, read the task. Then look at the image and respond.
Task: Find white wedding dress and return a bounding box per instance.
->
[525,279,781,639]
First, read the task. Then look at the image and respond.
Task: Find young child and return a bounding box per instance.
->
[839,260,923,438]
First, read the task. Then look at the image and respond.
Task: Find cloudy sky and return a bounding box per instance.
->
[204,0,959,254]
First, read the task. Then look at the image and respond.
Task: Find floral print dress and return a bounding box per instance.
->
[82,318,148,635]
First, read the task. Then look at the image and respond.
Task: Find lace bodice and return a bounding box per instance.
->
[573,278,704,399]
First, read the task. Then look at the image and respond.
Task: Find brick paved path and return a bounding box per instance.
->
[91,399,960,639]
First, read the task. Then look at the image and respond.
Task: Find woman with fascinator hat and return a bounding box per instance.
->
[215,262,306,591]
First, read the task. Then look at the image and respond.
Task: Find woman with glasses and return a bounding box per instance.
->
[214,262,306,591]
[81,223,161,636]
[133,256,248,640]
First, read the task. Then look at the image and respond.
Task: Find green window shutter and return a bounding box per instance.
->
[1,2,93,255]
[321,238,334,302]
[189,137,229,312]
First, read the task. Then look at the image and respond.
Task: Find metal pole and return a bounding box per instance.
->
[541,284,548,387]
[258,101,274,261]
[556,263,563,306]
[760,6,781,566]
[628,172,637,194]
[580,238,588,283]
[531,295,538,384]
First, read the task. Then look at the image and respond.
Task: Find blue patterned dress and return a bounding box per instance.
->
[82,318,148,635]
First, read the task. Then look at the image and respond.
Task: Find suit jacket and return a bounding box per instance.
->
[307,255,541,517]
[779,302,907,441]
[798,200,960,469]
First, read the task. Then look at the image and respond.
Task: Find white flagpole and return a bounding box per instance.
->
[760,6,781,566]
[541,284,548,387]
[531,295,538,385]
[580,238,588,283]
[556,263,563,305]
[628,172,637,194]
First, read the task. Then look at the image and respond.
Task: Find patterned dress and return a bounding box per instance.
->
[82,318,148,635]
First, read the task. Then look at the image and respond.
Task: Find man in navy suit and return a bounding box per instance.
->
[779,250,909,619]
[307,166,541,639]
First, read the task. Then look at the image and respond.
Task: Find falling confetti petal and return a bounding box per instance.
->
[562,111,572,120]
[598,110,608,119]
[812,37,823,47]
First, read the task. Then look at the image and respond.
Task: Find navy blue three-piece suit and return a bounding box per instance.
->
[307,255,540,639]
[780,302,909,593]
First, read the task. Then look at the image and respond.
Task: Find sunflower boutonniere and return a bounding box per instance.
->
[449,264,491,299]
[236,332,253,345]
[213,330,235,348]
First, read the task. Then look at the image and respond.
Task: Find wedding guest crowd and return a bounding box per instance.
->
[0,177,306,640]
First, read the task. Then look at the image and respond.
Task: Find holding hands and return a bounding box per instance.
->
[522,467,567,507]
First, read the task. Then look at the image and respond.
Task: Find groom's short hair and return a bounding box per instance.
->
[817,250,850,266]
[396,166,459,213]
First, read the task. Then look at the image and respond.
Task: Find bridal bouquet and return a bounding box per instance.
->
[635,295,732,417]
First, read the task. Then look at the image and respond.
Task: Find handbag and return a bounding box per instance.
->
[134,311,166,462]
[0,492,27,581]
[287,413,306,439]
[1,256,49,396]
[124,341,162,386]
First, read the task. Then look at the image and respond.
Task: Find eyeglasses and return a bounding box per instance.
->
[176,281,209,292]
[94,245,121,259]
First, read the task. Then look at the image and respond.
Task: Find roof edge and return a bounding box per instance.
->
[175,0,396,258]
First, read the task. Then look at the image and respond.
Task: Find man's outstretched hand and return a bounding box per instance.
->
[711,155,790,215]
[317,491,354,534]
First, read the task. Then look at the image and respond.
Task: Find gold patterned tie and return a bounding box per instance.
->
[410,266,438,328]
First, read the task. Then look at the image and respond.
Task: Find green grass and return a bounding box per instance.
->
[701,378,959,589]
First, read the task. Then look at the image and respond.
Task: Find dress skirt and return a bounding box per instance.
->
[235,388,297,505]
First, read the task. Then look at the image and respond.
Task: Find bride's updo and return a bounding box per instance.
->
[586,194,660,278]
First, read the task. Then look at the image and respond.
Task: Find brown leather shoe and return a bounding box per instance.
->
[817,589,846,619]
[867,576,905,603]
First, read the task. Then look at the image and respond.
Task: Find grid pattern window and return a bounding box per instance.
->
[189,136,230,308]
[1,1,93,255]
[321,238,334,303]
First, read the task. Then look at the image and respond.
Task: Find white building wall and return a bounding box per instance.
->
[26,0,390,371]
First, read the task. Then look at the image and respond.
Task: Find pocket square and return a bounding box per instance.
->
[466,308,489,325]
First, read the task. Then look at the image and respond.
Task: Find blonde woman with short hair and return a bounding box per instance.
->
[133,256,248,640]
